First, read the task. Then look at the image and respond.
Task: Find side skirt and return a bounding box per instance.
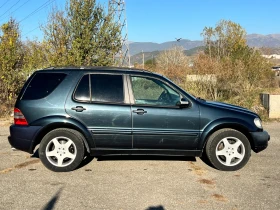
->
[90,148,202,157]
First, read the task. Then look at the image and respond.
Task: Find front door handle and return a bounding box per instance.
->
[71,106,86,112]
[133,109,147,115]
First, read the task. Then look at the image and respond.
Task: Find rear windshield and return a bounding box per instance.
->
[21,72,67,100]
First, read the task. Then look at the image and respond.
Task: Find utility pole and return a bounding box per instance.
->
[108,0,131,67]
[142,50,145,69]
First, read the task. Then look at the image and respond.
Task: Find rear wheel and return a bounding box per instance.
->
[205,129,251,171]
[39,128,85,172]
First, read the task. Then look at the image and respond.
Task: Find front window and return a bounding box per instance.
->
[131,76,180,106]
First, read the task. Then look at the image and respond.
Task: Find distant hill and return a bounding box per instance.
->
[127,34,280,56]
[246,34,280,48]
[128,39,203,56]
[130,46,205,64]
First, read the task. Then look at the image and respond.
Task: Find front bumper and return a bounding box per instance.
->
[250,130,270,153]
[8,125,42,154]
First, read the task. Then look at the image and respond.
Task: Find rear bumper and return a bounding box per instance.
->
[8,125,42,154]
[250,130,270,153]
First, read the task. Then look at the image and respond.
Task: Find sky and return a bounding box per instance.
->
[0,0,279,43]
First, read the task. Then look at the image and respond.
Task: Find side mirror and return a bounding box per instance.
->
[177,98,190,108]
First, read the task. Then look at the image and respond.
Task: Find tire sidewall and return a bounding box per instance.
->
[206,129,251,171]
[39,129,85,172]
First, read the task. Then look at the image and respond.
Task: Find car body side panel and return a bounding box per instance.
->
[132,105,200,149]
[30,115,95,150]
[197,101,260,150]
[65,103,132,149]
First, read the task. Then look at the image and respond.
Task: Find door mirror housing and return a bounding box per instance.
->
[177,98,190,108]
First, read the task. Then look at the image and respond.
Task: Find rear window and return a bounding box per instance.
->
[22,73,67,100]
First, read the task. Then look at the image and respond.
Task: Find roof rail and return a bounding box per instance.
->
[41,66,156,74]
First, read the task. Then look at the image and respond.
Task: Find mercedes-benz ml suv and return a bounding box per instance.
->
[8,67,270,172]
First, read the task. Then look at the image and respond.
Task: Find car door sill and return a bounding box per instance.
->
[90,148,202,157]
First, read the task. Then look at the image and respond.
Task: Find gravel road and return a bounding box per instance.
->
[0,123,279,210]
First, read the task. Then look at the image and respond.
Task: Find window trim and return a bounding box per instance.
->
[128,74,192,109]
[72,73,128,105]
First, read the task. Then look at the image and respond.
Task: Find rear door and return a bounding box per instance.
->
[65,73,132,149]
[129,75,200,150]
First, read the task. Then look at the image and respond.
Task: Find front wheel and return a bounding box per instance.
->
[39,128,85,172]
[205,129,251,171]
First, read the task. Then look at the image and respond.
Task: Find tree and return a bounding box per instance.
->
[156,46,190,84]
[22,39,49,74]
[41,0,122,66]
[41,8,70,66]
[202,20,247,59]
[189,19,276,112]
[0,18,24,113]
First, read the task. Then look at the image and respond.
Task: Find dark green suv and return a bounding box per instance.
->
[8,67,270,172]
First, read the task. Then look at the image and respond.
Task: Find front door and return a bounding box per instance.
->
[65,73,132,149]
[130,75,200,150]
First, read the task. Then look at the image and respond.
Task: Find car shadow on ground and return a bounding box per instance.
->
[31,149,95,169]
[32,149,202,169]
[31,149,39,158]
[96,155,196,162]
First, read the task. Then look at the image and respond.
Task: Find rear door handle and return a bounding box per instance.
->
[71,106,86,112]
[133,109,147,115]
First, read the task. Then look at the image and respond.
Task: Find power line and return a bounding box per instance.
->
[0,0,10,9]
[22,25,40,37]
[0,0,21,19]
[19,0,55,24]
[0,0,31,22]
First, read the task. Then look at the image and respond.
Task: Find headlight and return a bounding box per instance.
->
[254,118,262,129]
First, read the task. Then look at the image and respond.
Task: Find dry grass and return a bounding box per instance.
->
[0,117,13,126]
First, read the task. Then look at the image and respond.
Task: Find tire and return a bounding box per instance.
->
[205,128,251,171]
[39,128,85,172]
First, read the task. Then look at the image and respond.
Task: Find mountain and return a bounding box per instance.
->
[131,46,205,64]
[128,39,204,56]
[127,34,280,56]
[246,34,280,48]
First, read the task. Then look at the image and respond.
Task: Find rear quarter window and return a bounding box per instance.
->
[21,73,67,100]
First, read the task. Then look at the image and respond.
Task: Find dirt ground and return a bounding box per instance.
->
[0,122,279,210]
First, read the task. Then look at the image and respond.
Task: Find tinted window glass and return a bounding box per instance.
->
[91,74,124,103]
[131,76,180,106]
[22,73,66,100]
[74,75,90,101]
[18,74,34,100]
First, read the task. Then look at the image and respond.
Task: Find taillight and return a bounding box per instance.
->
[14,108,28,125]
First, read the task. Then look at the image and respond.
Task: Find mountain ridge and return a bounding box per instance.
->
[127,34,280,56]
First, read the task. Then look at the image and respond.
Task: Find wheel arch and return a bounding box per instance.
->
[30,116,94,153]
[199,119,254,151]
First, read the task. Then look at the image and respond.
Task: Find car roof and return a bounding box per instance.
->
[35,66,159,76]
